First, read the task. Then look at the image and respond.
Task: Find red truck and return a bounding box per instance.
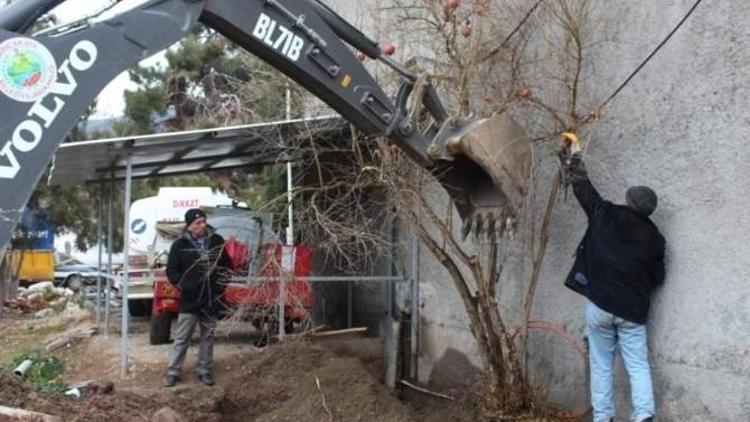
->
[148,208,314,345]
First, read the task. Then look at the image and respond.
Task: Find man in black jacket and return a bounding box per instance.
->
[562,149,665,422]
[164,208,231,387]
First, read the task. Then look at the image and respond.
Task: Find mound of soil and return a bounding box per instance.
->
[0,334,416,421]
[219,340,413,422]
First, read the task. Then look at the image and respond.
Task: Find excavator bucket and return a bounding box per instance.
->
[430,114,532,238]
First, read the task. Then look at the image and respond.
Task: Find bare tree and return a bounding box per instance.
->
[216,0,604,416]
[359,0,603,416]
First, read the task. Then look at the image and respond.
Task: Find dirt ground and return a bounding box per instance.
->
[0,309,479,421]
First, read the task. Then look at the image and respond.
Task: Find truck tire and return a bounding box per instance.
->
[65,274,82,292]
[129,299,152,317]
[284,318,294,334]
[150,311,173,345]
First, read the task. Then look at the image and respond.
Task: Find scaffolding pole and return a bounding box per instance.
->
[410,234,420,379]
[120,153,132,377]
[95,181,103,328]
[280,82,294,342]
[105,170,114,337]
[231,276,405,283]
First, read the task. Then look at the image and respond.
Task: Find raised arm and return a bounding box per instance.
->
[561,149,605,219]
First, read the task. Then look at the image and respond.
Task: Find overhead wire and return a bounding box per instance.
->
[483,0,544,60]
[598,0,705,110]
[532,0,705,141]
[501,0,545,47]
[496,0,706,126]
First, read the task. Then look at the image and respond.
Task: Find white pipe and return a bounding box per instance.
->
[285,82,294,246]
[13,359,33,377]
[280,82,293,342]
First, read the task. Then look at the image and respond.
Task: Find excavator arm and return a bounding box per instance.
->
[0,0,531,255]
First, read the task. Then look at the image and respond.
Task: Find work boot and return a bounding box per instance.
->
[197,373,215,386]
[164,375,179,387]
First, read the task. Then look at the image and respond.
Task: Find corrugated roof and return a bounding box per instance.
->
[48,115,345,185]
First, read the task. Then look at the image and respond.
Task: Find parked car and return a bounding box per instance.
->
[54,252,118,295]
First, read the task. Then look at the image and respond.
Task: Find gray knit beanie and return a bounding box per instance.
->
[625,186,657,216]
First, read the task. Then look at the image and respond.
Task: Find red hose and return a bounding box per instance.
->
[525,319,592,420]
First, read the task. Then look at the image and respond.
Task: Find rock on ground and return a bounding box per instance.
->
[151,407,184,422]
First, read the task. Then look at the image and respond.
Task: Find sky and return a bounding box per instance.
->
[49,0,165,118]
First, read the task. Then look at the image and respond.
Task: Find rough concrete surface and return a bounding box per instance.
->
[324,0,749,420]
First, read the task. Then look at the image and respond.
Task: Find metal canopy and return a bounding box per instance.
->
[48,115,345,186]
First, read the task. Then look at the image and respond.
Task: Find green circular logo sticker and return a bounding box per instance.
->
[0,37,57,102]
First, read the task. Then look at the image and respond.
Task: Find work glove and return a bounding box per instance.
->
[559,150,588,183]
[558,132,589,195]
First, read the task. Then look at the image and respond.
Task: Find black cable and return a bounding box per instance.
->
[484,0,544,60]
[599,0,705,109]
[502,0,544,47]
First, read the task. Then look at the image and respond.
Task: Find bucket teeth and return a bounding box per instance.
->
[473,213,484,238]
[461,217,472,240]
[486,212,496,236]
[433,114,531,239]
[461,210,514,241]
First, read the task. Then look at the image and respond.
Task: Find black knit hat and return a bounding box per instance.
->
[626,186,657,216]
[184,208,206,227]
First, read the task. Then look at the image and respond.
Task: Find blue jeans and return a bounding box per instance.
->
[586,301,655,422]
